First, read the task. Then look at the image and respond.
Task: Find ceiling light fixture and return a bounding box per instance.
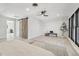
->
[57,13,60,17]
[26,8,30,11]
[32,3,38,7]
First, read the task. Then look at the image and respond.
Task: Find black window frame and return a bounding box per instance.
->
[71,14,74,41]
[69,8,79,47]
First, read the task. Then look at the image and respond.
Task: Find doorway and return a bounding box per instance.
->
[7,20,15,39]
[7,18,28,40]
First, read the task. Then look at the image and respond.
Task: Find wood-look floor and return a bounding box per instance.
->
[22,35,79,56]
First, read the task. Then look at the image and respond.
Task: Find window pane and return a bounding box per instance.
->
[77,27,79,45]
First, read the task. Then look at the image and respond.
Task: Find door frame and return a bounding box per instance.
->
[7,20,15,39]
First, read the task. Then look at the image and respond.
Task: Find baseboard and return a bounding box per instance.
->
[65,36,79,55]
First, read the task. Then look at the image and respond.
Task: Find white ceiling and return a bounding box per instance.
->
[0,3,79,21]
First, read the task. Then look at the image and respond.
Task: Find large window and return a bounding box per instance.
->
[76,9,79,46]
[69,8,79,46]
[69,18,70,37]
[69,15,74,41]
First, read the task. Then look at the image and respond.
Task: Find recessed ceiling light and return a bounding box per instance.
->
[26,8,30,11]
[57,14,60,17]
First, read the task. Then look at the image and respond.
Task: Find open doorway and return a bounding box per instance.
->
[7,20,15,39]
[7,18,28,40]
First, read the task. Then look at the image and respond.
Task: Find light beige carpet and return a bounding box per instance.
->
[29,36,68,56]
[23,35,79,56]
[0,39,54,56]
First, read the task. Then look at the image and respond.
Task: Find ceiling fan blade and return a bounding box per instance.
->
[44,14,48,16]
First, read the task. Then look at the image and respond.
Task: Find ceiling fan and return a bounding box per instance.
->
[40,10,48,17]
[32,3,48,17]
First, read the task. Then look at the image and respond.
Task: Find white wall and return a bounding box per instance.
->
[28,18,44,39]
[15,20,20,38]
[28,16,69,39]
[38,20,45,35]
[0,15,7,39]
[44,16,68,36]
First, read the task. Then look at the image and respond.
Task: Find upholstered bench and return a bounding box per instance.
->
[45,31,57,37]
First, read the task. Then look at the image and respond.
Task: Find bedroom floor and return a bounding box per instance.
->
[0,36,79,56]
[22,35,79,56]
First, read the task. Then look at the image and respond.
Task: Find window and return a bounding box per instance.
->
[69,8,79,46]
[70,15,74,41]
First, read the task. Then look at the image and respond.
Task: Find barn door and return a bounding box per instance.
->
[19,18,28,39]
